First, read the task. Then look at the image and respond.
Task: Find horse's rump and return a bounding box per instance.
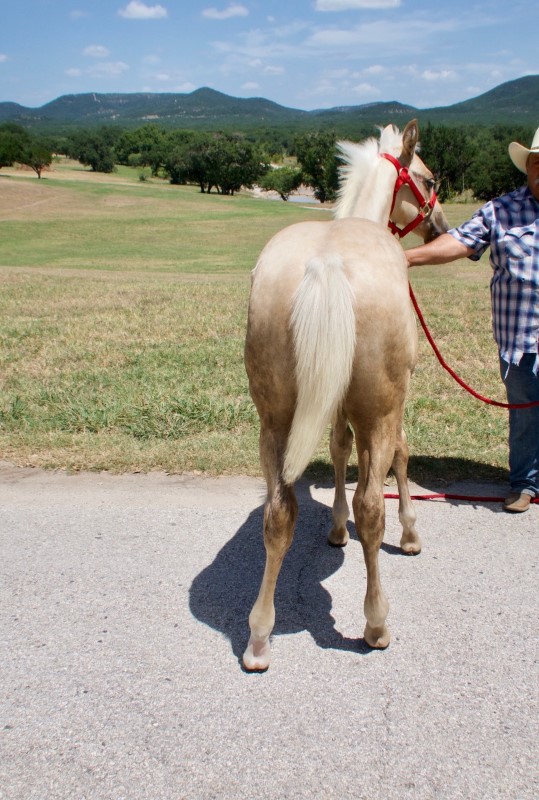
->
[246,217,416,485]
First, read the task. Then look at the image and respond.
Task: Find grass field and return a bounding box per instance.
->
[0,160,509,483]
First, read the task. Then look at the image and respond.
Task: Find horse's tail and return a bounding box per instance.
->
[283,254,356,484]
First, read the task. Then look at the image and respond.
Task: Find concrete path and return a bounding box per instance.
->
[1,463,537,800]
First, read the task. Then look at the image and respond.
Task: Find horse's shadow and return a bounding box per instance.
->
[189,456,510,667]
[189,483,379,667]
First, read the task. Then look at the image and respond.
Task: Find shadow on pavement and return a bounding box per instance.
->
[308,455,509,511]
[189,483,374,668]
[190,457,511,668]
[305,454,508,487]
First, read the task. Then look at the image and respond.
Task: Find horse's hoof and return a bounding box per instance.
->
[400,535,422,555]
[364,623,390,650]
[327,527,349,547]
[400,542,421,556]
[243,636,271,672]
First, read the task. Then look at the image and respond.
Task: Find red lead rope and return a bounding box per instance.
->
[383,491,539,504]
[408,283,539,409]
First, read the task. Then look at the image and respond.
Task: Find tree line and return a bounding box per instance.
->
[0,120,533,201]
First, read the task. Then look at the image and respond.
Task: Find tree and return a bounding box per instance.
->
[20,139,53,178]
[162,131,268,194]
[0,124,52,178]
[181,133,215,192]
[468,125,531,199]
[419,123,476,200]
[67,127,121,173]
[294,131,338,202]
[209,134,268,195]
[161,131,204,187]
[260,165,303,200]
[116,124,167,176]
[0,123,29,169]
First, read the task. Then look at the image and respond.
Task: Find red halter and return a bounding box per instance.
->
[380,152,438,238]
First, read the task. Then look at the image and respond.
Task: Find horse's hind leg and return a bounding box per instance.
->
[353,426,394,649]
[243,423,298,671]
[328,413,353,547]
[392,426,421,555]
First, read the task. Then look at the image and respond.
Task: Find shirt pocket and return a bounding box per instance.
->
[502,224,535,280]
[504,225,534,257]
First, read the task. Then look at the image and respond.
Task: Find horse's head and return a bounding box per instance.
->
[381,120,450,243]
[335,120,450,240]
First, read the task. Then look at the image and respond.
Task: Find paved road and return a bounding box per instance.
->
[1,462,537,800]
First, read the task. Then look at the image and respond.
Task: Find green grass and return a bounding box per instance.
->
[0,165,509,483]
[0,168,325,272]
[0,268,259,473]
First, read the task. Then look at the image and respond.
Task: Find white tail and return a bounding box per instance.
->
[283,255,356,484]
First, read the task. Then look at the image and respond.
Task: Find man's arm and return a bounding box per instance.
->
[405,233,475,268]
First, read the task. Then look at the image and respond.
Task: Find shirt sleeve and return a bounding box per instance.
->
[447,203,493,262]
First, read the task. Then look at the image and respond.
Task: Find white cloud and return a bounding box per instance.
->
[0,54,8,63]
[88,61,129,78]
[363,64,385,75]
[311,79,337,96]
[83,45,110,58]
[212,30,295,62]
[325,68,351,79]
[421,69,456,81]
[242,81,260,90]
[272,20,312,39]
[175,82,196,92]
[264,65,285,75]
[351,81,381,96]
[118,1,168,20]
[66,68,82,77]
[315,0,400,9]
[202,4,249,20]
[70,10,88,19]
[307,19,457,51]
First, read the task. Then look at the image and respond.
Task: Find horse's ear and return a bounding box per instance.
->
[401,119,419,164]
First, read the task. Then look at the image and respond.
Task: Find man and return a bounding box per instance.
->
[406,127,539,513]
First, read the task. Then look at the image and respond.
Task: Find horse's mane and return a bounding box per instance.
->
[334,125,404,219]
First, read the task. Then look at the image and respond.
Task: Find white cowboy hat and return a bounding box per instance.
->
[508,126,539,173]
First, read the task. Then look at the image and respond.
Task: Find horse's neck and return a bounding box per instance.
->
[349,158,396,224]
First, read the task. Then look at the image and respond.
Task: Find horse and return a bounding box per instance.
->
[243,120,449,671]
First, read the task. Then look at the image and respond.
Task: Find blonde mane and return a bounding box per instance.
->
[334,125,406,220]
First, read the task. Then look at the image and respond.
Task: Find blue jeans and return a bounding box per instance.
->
[499,353,539,497]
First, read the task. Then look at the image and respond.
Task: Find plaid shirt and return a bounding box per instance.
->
[449,186,539,368]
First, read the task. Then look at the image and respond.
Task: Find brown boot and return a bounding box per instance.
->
[503,492,532,513]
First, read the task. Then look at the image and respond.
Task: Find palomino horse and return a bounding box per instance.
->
[244,120,449,671]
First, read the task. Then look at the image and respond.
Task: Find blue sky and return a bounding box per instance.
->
[1,0,537,111]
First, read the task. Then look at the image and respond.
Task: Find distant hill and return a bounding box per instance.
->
[1,76,538,134]
[414,74,539,125]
